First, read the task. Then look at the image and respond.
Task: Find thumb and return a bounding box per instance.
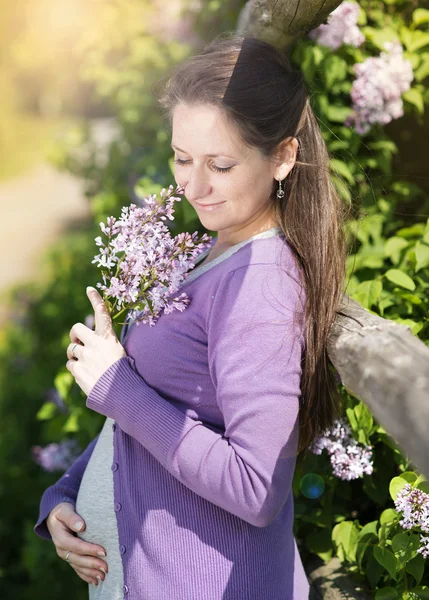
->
[56,502,86,532]
[86,286,113,335]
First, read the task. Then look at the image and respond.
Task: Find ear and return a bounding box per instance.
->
[273,137,298,181]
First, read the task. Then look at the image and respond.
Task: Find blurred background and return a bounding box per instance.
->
[1,0,428,598]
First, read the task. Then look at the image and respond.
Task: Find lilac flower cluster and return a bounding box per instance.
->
[346,41,414,134]
[311,417,374,480]
[92,184,212,326]
[394,483,429,559]
[309,2,364,50]
[32,439,80,472]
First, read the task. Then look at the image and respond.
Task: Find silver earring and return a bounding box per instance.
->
[276,179,285,199]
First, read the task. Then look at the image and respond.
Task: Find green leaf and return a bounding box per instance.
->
[332,521,359,562]
[385,269,416,291]
[384,237,410,265]
[346,407,358,431]
[373,546,398,580]
[36,402,57,421]
[54,370,74,402]
[411,586,429,598]
[405,554,425,586]
[362,27,398,51]
[62,407,83,433]
[353,280,383,310]
[321,55,348,89]
[413,9,429,26]
[325,105,354,123]
[403,89,425,115]
[380,509,398,526]
[357,532,376,570]
[392,532,420,568]
[367,547,385,587]
[330,158,355,185]
[414,474,429,491]
[402,30,429,53]
[354,402,374,436]
[415,54,429,83]
[396,224,425,239]
[375,588,400,600]
[390,473,418,501]
[415,242,429,272]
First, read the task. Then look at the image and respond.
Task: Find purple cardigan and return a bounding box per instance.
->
[35,234,310,599]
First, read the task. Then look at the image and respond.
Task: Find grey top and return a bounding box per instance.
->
[75,227,283,599]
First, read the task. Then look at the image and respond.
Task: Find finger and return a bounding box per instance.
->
[67,342,84,361]
[71,565,101,586]
[65,359,77,376]
[73,564,106,581]
[54,525,107,559]
[61,549,108,574]
[48,502,86,534]
[86,287,113,337]
[69,322,93,346]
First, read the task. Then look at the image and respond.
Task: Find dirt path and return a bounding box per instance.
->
[0,162,90,325]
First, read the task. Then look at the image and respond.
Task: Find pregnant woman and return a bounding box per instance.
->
[35,34,347,599]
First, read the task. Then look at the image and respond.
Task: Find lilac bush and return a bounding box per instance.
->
[32,439,80,472]
[92,184,212,326]
[346,41,414,134]
[394,483,429,559]
[309,1,364,50]
[311,417,374,480]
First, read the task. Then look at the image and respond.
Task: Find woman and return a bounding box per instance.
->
[35,34,348,599]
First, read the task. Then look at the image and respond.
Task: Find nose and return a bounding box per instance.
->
[181,165,212,202]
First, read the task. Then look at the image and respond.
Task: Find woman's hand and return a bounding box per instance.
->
[46,502,108,586]
[66,287,127,396]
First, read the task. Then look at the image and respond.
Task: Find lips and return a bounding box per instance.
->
[195,201,225,208]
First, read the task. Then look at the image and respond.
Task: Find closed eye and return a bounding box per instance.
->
[173,159,233,174]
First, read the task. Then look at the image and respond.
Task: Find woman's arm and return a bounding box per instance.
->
[86,264,305,527]
[34,434,100,540]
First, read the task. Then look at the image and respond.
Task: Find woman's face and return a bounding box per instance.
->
[171,103,294,246]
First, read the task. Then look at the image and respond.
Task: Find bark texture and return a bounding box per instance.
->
[329,295,429,475]
[237,0,344,50]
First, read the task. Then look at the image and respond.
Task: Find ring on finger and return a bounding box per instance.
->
[65,550,72,563]
[71,344,79,360]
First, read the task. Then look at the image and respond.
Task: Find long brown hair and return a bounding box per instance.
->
[154,33,350,456]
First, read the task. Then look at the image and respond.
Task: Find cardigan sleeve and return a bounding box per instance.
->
[34,434,100,540]
[86,263,306,527]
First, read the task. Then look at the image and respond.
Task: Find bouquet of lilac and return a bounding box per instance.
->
[92,184,212,326]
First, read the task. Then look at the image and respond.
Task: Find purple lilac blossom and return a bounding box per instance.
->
[395,483,429,558]
[309,2,364,50]
[311,417,374,480]
[394,483,429,558]
[92,184,212,326]
[32,439,80,472]
[346,41,414,134]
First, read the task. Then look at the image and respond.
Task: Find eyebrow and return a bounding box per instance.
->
[170,143,237,160]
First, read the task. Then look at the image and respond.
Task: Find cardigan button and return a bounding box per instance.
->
[123,584,129,595]
[112,422,116,432]
[120,544,127,555]
[111,462,119,472]
[114,502,122,512]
